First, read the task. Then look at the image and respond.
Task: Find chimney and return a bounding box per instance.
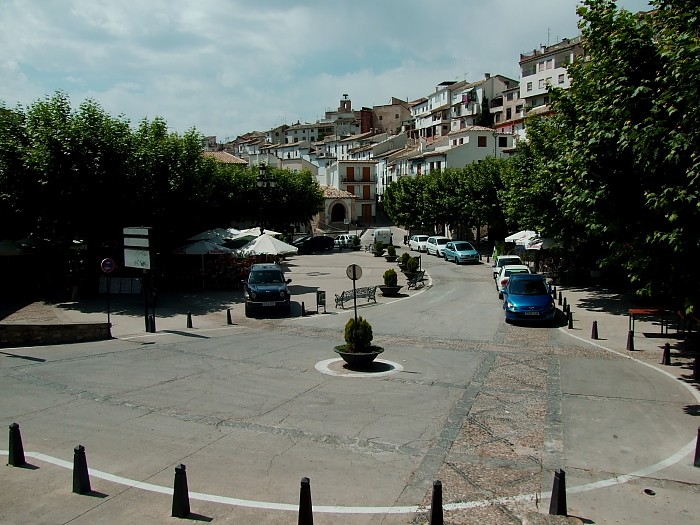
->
[485,73,491,79]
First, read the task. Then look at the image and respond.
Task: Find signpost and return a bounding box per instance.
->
[123,227,154,332]
[346,264,362,327]
[101,258,115,326]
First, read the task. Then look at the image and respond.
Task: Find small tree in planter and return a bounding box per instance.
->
[406,256,419,274]
[373,241,385,257]
[335,316,384,365]
[384,244,398,262]
[351,235,361,250]
[399,251,411,270]
[383,268,398,286]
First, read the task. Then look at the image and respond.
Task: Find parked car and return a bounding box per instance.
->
[243,263,292,317]
[426,236,449,256]
[492,254,523,280]
[496,264,532,299]
[502,273,556,324]
[443,241,479,264]
[334,234,358,247]
[292,235,334,253]
[409,234,429,252]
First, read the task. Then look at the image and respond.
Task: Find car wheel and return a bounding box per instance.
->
[443,254,447,261]
[245,303,252,318]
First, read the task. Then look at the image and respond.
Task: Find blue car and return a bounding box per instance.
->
[443,240,480,264]
[502,273,556,324]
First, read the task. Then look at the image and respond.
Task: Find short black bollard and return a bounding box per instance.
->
[226,308,233,325]
[186,311,193,328]
[626,330,635,351]
[694,427,700,467]
[8,422,26,467]
[148,314,156,333]
[694,355,700,381]
[591,320,598,340]
[567,310,573,329]
[549,469,567,516]
[172,464,190,518]
[301,301,306,317]
[298,476,313,525]
[558,291,562,306]
[562,297,568,312]
[429,480,443,525]
[72,445,91,494]
[661,342,671,365]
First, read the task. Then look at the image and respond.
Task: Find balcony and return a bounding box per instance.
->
[341,175,377,184]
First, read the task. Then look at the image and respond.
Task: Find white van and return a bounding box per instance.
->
[372,228,393,247]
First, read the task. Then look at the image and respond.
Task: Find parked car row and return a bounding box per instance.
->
[491,254,556,324]
[409,235,480,264]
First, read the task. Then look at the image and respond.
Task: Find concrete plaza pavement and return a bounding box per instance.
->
[1,232,700,524]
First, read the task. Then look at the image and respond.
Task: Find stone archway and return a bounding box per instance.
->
[330,202,346,223]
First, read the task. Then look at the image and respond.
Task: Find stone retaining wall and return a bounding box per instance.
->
[0,323,112,348]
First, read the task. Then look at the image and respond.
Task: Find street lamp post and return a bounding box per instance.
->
[257,163,277,235]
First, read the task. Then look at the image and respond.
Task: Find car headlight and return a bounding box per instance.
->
[249,291,257,300]
[506,301,515,310]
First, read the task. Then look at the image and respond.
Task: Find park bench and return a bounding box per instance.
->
[406,270,425,290]
[334,286,378,309]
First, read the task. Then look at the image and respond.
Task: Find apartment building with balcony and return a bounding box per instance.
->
[491,85,526,137]
[325,160,378,225]
[519,36,583,116]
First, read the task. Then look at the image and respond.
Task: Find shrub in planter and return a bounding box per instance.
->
[383,268,398,287]
[400,252,411,265]
[344,316,374,352]
[386,244,396,257]
[351,235,361,249]
[406,256,419,273]
[373,241,385,256]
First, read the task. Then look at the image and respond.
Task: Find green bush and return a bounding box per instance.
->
[407,256,419,273]
[400,252,411,265]
[351,235,361,247]
[344,316,373,351]
[383,268,398,287]
[386,244,396,257]
[373,241,385,255]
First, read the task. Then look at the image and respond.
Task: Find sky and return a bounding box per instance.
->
[1,0,651,142]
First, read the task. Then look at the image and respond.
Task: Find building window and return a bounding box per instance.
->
[546,77,552,86]
[347,185,355,195]
[538,61,545,72]
[478,136,487,147]
[346,167,355,181]
[495,113,501,123]
[379,115,383,121]
[452,139,457,146]
[395,113,399,118]
[506,108,512,120]
[546,59,553,69]
[362,166,371,181]
[506,92,514,101]
[459,138,464,144]
[516,105,523,114]
[527,82,532,92]
[558,74,565,84]
[498,136,508,148]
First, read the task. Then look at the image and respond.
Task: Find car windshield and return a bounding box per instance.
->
[453,242,474,251]
[509,279,548,295]
[505,268,528,277]
[416,236,428,241]
[249,270,284,284]
[499,258,521,267]
[436,239,448,245]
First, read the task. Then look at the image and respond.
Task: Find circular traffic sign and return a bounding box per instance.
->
[101,258,116,274]
[346,264,362,281]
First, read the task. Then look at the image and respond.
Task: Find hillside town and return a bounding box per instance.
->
[205,35,582,229]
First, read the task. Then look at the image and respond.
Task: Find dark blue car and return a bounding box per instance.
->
[502,273,556,324]
[243,263,292,317]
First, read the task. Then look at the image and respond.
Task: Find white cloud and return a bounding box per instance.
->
[0,0,651,140]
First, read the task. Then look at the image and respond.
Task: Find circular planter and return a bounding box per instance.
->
[384,255,398,262]
[379,285,402,296]
[403,271,417,280]
[334,345,384,367]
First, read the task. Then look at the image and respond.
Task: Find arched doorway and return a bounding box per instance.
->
[330,203,346,223]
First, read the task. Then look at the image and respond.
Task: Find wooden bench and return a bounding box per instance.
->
[406,270,426,290]
[628,308,670,335]
[334,286,378,309]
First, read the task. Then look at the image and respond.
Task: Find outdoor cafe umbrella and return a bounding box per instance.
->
[237,233,298,257]
[504,230,537,245]
[174,240,237,288]
[525,237,558,251]
[231,227,282,240]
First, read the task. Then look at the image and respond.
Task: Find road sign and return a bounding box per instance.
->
[346,264,362,281]
[100,258,116,274]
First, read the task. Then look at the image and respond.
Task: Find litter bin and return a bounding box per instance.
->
[403,235,408,245]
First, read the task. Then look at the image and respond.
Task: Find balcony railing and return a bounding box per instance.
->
[341,176,377,183]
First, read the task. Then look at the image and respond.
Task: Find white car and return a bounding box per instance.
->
[426,236,449,256]
[492,255,523,280]
[409,234,429,252]
[496,264,532,298]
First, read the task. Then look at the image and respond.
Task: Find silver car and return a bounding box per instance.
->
[426,236,449,256]
[409,234,429,252]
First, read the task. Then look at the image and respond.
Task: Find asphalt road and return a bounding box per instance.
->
[1,237,699,524]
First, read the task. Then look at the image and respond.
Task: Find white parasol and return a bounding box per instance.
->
[237,233,298,256]
[504,230,537,245]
